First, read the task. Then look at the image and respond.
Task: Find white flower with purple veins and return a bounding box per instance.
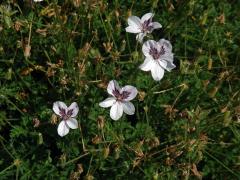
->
[125,13,162,42]
[53,101,79,137]
[99,80,138,121]
[140,39,176,81]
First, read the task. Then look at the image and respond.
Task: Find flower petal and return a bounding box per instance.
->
[123,102,135,115]
[66,118,78,129]
[151,62,165,81]
[152,22,162,29]
[57,121,69,137]
[121,85,138,101]
[110,102,123,120]
[125,26,141,33]
[136,32,146,42]
[99,97,116,108]
[141,13,154,23]
[161,52,174,62]
[107,80,121,97]
[127,16,141,28]
[142,40,157,58]
[159,60,168,70]
[68,102,79,117]
[53,101,67,116]
[158,39,172,52]
[139,58,154,71]
[160,54,175,71]
[165,61,176,71]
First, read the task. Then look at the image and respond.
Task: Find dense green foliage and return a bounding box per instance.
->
[0,0,240,179]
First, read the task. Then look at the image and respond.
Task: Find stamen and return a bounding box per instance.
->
[142,19,153,32]
[149,45,165,60]
[67,109,73,116]
[59,107,72,120]
[112,88,131,101]
[112,89,121,98]
[121,91,131,99]
[59,107,66,117]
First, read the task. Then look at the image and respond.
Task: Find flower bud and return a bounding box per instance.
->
[97,116,105,129]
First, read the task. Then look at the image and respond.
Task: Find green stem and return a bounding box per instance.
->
[204,150,239,177]
[62,152,90,166]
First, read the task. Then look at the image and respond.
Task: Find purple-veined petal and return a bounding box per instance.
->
[152,22,162,29]
[151,62,165,81]
[121,85,138,101]
[110,102,123,120]
[66,118,78,129]
[136,32,146,42]
[107,80,121,97]
[57,121,70,137]
[141,13,154,23]
[125,26,141,33]
[122,102,135,115]
[68,102,79,118]
[158,39,172,52]
[53,101,67,117]
[99,97,116,108]
[127,16,141,28]
[139,58,154,71]
[161,52,174,62]
[142,40,157,58]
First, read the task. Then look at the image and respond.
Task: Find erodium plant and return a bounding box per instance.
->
[53,101,79,137]
[53,12,174,133]
[2,1,239,179]
[125,13,162,42]
[140,39,176,81]
[99,80,138,120]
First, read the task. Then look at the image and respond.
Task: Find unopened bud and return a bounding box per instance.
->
[51,114,58,124]
[97,116,105,129]
[91,135,102,144]
[103,147,110,159]
[77,164,84,174]
[24,45,31,58]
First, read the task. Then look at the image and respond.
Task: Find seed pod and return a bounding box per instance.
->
[120,40,126,52]
[223,111,231,127]
[77,164,84,174]
[24,45,31,58]
[38,133,43,145]
[138,91,146,101]
[51,114,58,124]
[208,58,212,70]
[5,68,12,80]
[84,175,94,180]
[91,135,102,144]
[114,146,120,159]
[103,147,110,159]
[73,0,81,7]
[97,116,105,129]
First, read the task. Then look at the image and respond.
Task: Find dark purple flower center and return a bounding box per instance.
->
[142,19,153,32]
[149,45,165,60]
[112,89,130,101]
[59,107,73,120]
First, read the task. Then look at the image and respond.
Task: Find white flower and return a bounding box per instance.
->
[99,80,138,121]
[125,13,162,42]
[140,39,176,81]
[53,101,79,137]
[33,0,43,2]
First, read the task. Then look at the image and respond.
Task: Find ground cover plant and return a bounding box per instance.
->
[0,0,240,179]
